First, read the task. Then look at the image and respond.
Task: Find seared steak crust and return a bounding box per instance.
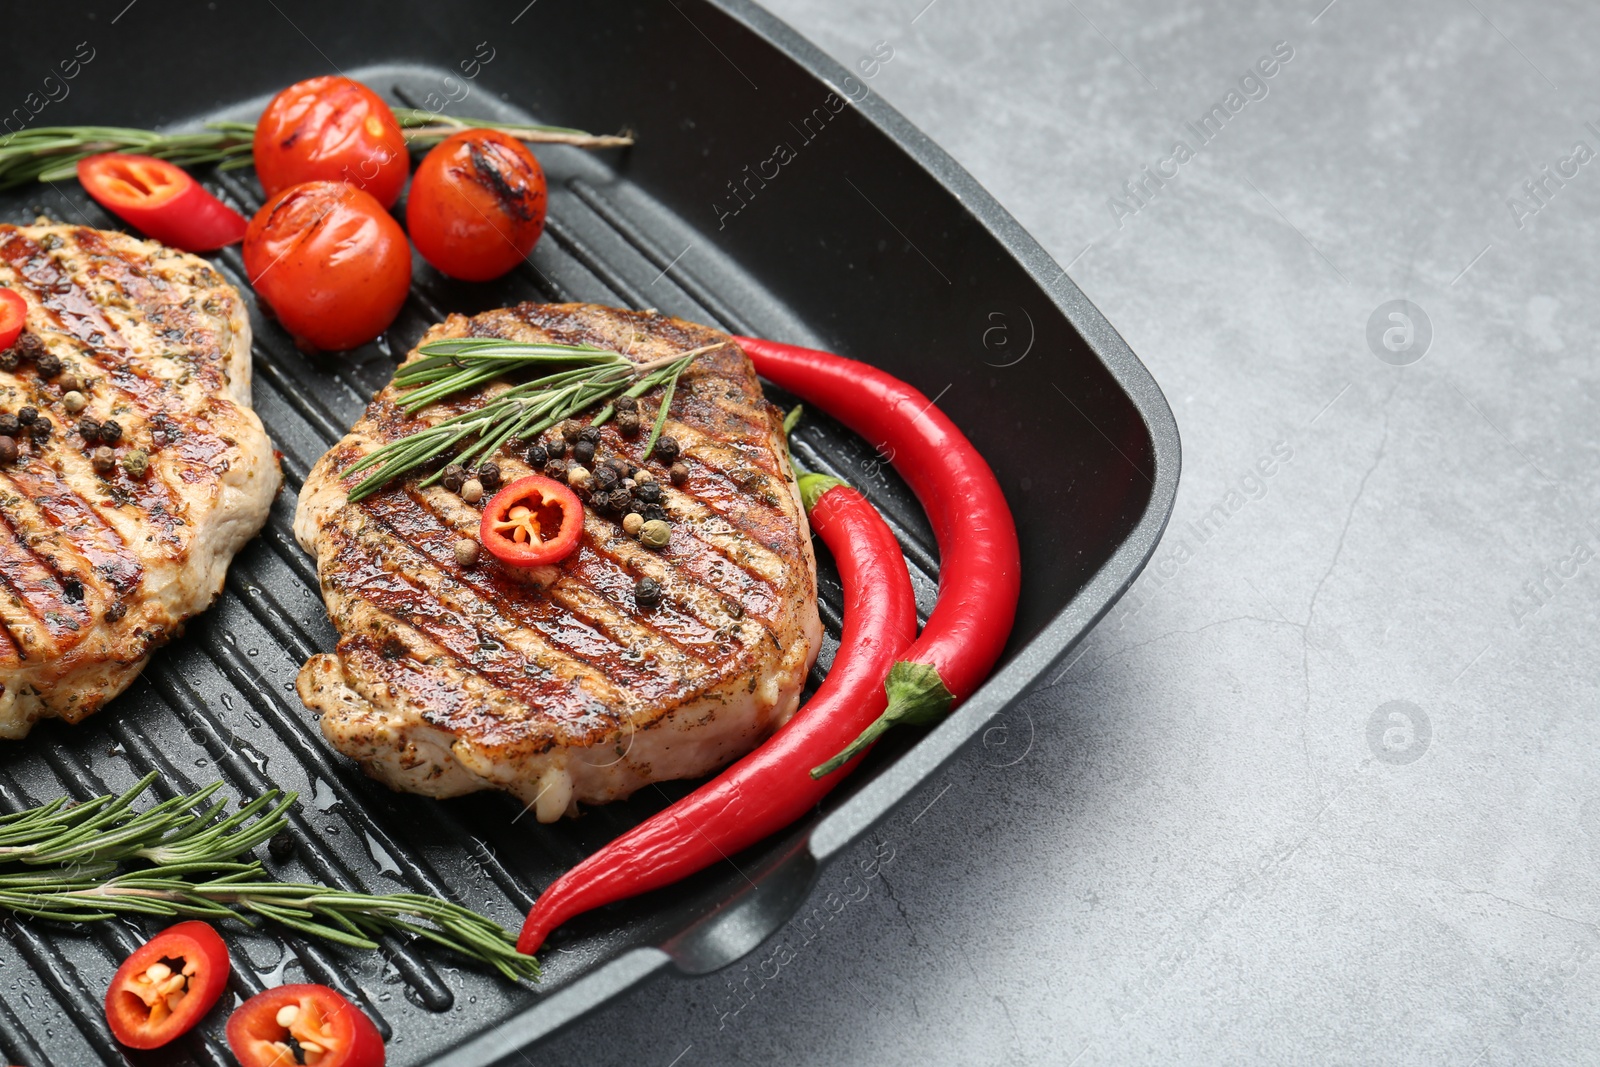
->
[0,224,280,736]
[296,304,821,821]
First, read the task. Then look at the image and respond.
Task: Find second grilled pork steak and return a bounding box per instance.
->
[296,304,822,822]
[0,223,280,737]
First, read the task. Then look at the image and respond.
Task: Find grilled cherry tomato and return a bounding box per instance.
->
[0,288,25,351]
[253,76,410,208]
[243,181,411,352]
[479,474,583,567]
[227,984,384,1067]
[406,129,547,281]
[77,154,248,252]
[104,920,230,1049]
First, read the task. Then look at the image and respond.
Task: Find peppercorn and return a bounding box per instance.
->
[593,464,618,490]
[622,512,644,538]
[77,416,101,441]
[606,455,628,475]
[525,443,548,467]
[669,462,689,486]
[61,390,86,414]
[543,457,569,480]
[267,829,296,864]
[639,519,671,549]
[17,406,37,426]
[566,465,591,490]
[634,575,662,607]
[97,419,122,445]
[122,449,149,478]
[655,435,681,462]
[454,538,481,568]
[15,334,43,362]
[460,478,484,504]
[91,446,115,474]
[616,411,641,436]
[633,468,656,484]
[35,351,61,378]
[560,420,583,444]
[58,371,82,393]
[641,504,667,524]
[441,463,466,493]
[0,349,15,372]
[578,425,601,445]
[572,442,595,469]
[476,462,502,492]
[0,436,15,463]
[0,414,16,437]
[545,437,567,459]
[28,417,50,442]
[634,481,662,505]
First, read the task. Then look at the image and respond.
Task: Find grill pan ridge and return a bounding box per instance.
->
[0,2,1178,1063]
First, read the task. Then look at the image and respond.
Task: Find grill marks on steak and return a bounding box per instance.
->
[297,304,822,819]
[0,224,279,734]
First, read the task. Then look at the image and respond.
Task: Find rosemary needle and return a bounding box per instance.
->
[0,773,538,982]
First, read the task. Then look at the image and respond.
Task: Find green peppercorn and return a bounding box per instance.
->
[122,449,149,479]
[639,519,671,549]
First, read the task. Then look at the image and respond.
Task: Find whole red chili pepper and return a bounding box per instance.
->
[516,473,917,954]
[732,335,1022,777]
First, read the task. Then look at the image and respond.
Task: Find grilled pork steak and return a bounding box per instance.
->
[296,304,822,821]
[0,223,280,737]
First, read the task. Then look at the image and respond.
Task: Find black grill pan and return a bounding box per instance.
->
[0,1,1178,1063]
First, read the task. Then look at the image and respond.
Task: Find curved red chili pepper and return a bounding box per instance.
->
[732,335,1021,776]
[516,473,917,955]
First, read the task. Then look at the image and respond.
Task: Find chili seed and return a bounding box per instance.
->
[77,416,101,441]
[622,512,644,537]
[460,478,484,504]
[17,406,37,426]
[97,419,122,445]
[634,576,662,606]
[669,462,689,486]
[615,395,638,413]
[633,481,662,505]
[0,414,17,437]
[654,435,681,462]
[91,446,115,474]
[572,440,596,466]
[441,463,466,493]
[35,351,61,378]
[476,463,502,492]
[28,417,50,442]
[61,390,86,414]
[525,443,548,466]
[639,519,671,549]
[0,437,15,463]
[122,449,149,478]
[454,538,481,568]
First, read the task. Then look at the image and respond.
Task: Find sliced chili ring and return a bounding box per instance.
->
[479,474,584,567]
[0,288,25,351]
[104,920,231,1049]
[78,153,248,252]
[226,984,384,1067]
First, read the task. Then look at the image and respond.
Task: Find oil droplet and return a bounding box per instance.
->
[254,944,300,988]
[365,833,401,878]
[220,693,234,711]
[195,758,209,767]
[240,746,269,774]
[311,778,338,811]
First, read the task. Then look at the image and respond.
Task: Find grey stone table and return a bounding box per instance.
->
[542,2,1600,1064]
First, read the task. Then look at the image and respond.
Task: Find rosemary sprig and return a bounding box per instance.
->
[0,111,632,191]
[344,338,721,501]
[0,773,538,982]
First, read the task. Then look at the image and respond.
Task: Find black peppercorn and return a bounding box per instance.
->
[560,421,583,444]
[543,457,569,480]
[634,576,662,607]
[634,481,662,505]
[35,351,61,378]
[97,419,121,445]
[616,411,641,436]
[441,463,466,493]
[593,465,618,490]
[105,600,127,623]
[655,435,681,462]
[641,504,667,523]
[17,406,37,426]
[573,440,596,466]
[28,417,50,442]
[615,395,638,413]
[608,456,631,476]
[578,425,601,444]
[0,349,15,372]
[77,416,101,441]
[15,334,43,362]
[268,829,296,863]
[0,414,16,437]
[476,463,502,492]
[669,462,689,486]
[545,437,567,459]
[0,436,15,463]
[525,442,548,467]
